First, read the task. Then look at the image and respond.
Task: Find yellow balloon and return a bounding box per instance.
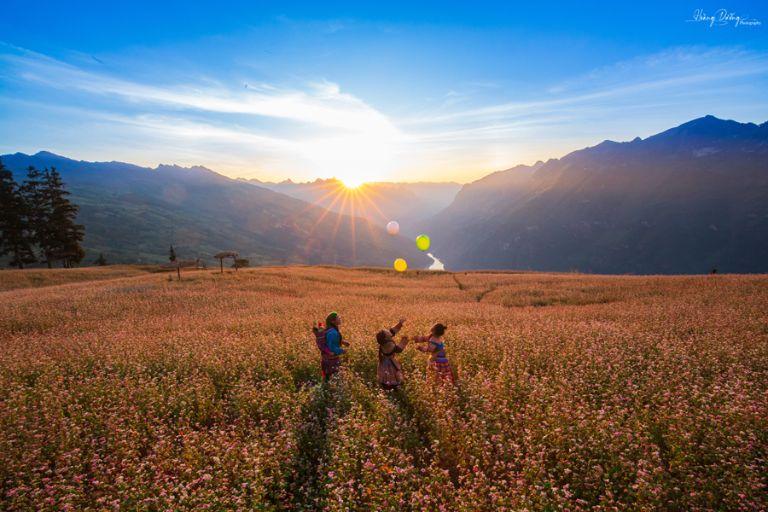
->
[415,234,431,251]
[394,258,408,272]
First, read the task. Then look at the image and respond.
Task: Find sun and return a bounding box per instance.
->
[340,176,365,189]
[302,132,396,192]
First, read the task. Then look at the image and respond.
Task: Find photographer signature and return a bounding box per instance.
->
[687,8,762,27]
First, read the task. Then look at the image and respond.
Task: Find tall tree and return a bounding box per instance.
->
[42,167,85,268]
[21,165,49,265]
[0,159,36,268]
[169,245,177,262]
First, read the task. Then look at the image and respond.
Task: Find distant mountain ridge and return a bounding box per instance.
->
[249,178,461,237]
[427,116,768,274]
[4,115,766,273]
[1,152,430,268]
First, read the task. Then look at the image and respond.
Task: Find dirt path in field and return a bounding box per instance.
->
[452,273,496,302]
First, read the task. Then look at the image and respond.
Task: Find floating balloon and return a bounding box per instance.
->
[386,221,400,236]
[394,258,408,272]
[415,234,431,251]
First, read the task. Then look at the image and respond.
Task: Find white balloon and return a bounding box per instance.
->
[386,221,400,236]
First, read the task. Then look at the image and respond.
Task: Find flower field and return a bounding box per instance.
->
[0,266,766,511]
[0,265,156,292]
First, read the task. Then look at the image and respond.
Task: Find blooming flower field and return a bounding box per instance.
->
[0,267,766,511]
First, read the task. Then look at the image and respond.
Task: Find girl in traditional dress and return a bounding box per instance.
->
[312,311,349,381]
[376,318,407,390]
[414,323,454,383]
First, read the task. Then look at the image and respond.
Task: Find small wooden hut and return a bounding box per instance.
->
[214,251,239,273]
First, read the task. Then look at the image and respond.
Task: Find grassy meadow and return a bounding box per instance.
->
[0,265,157,292]
[0,266,766,511]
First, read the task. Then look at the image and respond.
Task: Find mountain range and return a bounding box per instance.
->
[0,152,431,268]
[2,115,766,273]
[427,115,768,273]
[248,178,461,237]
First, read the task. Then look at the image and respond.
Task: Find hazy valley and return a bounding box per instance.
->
[3,116,767,274]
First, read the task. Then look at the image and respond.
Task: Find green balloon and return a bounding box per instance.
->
[415,234,431,251]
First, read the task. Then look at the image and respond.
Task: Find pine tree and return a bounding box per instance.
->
[95,253,107,266]
[42,167,85,268]
[169,245,177,262]
[0,159,36,268]
[21,165,49,265]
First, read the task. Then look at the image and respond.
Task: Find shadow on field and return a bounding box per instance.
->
[287,383,332,510]
[385,385,435,470]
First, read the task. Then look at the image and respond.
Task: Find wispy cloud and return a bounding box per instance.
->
[0,43,407,181]
[405,47,768,128]
[395,46,768,164]
[0,44,398,136]
[1,42,767,183]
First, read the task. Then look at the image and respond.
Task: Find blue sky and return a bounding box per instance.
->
[1,1,767,183]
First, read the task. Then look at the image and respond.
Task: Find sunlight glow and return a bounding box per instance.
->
[340,177,365,189]
[301,130,398,190]
[294,172,400,268]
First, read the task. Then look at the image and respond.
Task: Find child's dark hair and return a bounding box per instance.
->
[431,323,447,337]
[376,329,391,344]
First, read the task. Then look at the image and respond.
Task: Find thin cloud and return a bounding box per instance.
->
[403,47,768,127]
[1,42,766,182]
[0,44,399,136]
[0,43,408,180]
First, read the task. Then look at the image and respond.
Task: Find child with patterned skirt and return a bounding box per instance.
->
[414,323,454,383]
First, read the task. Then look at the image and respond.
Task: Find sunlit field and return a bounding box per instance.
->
[0,265,157,292]
[1,266,766,511]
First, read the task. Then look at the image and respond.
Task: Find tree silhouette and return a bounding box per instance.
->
[95,253,107,266]
[42,168,85,268]
[0,159,36,268]
[21,166,49,265]
[169,245,177,263]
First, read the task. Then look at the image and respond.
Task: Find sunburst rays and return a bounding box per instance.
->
[295,180,395,266]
